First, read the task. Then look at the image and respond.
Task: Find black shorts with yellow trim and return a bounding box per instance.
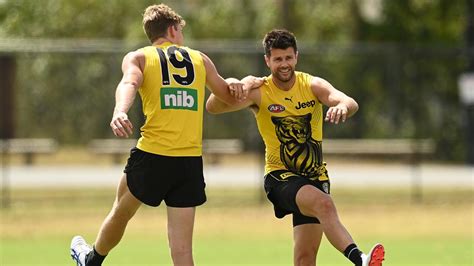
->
[124,147,206,207]
[264,169,330,227]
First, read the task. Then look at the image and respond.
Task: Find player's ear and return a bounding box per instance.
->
[264,54,270,68]
[167,24,176,38]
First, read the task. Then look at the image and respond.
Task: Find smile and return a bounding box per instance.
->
[279,68,291,74]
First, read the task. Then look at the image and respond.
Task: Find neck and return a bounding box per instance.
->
[272,75,296,91]
[153,37,175,46]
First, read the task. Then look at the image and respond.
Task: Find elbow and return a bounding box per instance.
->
[353,99,359,112]
[120,80,140,92]
[350,98,359,115]
[205,101,220,114]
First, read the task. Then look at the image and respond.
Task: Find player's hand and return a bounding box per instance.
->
[242,75,265,90]
[232,75,265,101]
[227,76,264,101]
[325,104,348,124]
[110,111,133,138]
[227,78,247,101]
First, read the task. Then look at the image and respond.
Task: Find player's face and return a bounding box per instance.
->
[265,47,298,83]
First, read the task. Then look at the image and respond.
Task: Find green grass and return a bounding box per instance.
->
[1,187,473,265]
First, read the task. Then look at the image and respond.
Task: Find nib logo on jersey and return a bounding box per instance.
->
[160,87,198,111]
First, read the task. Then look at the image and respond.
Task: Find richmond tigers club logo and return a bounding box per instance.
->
[271,113,326,179]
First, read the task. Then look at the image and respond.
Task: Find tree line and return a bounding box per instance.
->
[0,0,469,161]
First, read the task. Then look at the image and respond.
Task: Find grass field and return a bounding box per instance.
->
[0,187,472,265]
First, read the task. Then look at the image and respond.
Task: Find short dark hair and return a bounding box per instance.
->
[262,29,297,56]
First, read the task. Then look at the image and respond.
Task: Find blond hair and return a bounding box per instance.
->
[142,4,186,43]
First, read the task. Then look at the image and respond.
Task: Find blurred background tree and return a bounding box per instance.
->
[0,0,469,161]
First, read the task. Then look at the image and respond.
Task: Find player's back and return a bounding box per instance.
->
[136,42,207,156]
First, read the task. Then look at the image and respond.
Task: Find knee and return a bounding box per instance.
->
[310,195,336,219]
[320,196,335,214]
[297,186,337,220]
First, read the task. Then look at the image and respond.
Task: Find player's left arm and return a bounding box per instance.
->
[310,76,359,124]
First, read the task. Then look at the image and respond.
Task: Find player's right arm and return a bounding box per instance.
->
[206,75,263,114]
[110,51,144,138]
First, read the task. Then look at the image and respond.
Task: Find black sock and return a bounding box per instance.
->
[85,246,107,266]
[343,243,363,266]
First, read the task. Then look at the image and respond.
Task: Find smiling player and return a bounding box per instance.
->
[206,29,385,266]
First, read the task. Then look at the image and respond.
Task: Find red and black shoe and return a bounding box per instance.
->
[362,243,385,266]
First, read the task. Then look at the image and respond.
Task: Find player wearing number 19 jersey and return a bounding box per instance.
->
[137,43,206,156]
[70,4,242,266]
[126,42,208,208]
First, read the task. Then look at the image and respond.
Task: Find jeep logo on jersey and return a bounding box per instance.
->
[268,104,285,113]
[160,88,198,111]
[295,100,316,110]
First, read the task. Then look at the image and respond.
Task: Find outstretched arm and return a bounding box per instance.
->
[311,77,359,124]
[206,75,263,114]
[110,51,144,138]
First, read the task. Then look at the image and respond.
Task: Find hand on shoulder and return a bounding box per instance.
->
[227,76,264,102]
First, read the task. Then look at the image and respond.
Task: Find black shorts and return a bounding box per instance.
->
[124,147,206,207]
[264,170,330,227]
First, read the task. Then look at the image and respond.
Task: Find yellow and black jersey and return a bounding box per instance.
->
[256,71,328,180]
[136,42,206,156]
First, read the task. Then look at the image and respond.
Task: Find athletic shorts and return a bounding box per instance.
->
[124,147,206,207]
[264,169,330,227]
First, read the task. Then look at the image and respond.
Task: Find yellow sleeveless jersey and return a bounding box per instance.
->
[136,42,206,156]
[256,71,328,180]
